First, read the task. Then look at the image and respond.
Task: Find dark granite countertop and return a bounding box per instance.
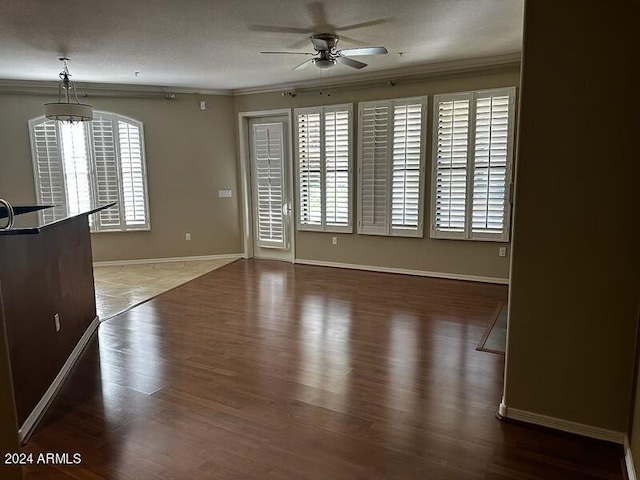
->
[0,205,54,218]
[0,203,117,235]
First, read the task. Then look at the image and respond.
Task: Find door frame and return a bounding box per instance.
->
[238,109,295,262]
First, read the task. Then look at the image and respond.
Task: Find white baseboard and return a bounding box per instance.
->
[501,405,625,444]
[293,259,509,285]
[93,253,244,267]
[18,316,100,444]
[626,435,638,480]
[498,400,508,418]
[254,255,295,263]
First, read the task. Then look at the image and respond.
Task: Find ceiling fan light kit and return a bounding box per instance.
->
[44,57,93,123]
[313,57,337,69]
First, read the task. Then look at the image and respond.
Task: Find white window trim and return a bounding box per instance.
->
[357,96,427,238]
[430,87,516,242]
[294,103,353,234]
[28,111,151,233]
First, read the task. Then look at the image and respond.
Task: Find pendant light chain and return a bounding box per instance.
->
[44,58,93,123]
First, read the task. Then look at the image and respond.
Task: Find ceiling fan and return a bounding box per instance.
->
[260,33,388,70]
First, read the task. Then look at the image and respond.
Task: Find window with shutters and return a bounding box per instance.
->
[430,87,515,241]
[357,97,426,237]
[295,104,352,233]
[29,111,150,231]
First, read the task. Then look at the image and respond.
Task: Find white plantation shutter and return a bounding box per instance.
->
[324,107,350,228]
[431,88,515,241]
[29,111,150,232]
[91,113,121,228]
[357,98,425,237]
[29,118,67,222]
[391,101,424,234]
[358,102,390,235]
[252,123,286,248]
[296,104,353,233]
[472,94,511,237]
[297,110,322,229]
[118,118,148,226]
[59,122,92,218]
[432,95,470,237]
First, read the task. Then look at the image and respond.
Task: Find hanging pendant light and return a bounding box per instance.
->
[44,57,93,123]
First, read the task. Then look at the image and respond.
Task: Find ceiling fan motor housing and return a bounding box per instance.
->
[311,33,339,51]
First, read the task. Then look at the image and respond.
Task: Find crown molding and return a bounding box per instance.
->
[231,53,521,95]
[0,53,520,99]
[0,79,233,98]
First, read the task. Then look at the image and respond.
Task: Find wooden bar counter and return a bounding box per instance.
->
[0,203,114,442]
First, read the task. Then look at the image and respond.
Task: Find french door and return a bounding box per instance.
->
[248,116,293,261]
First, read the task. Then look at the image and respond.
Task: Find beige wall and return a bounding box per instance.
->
[505,1,639,433]
[235,68,519,280]
[0,93,242,262]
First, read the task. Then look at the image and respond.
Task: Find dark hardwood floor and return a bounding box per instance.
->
[22,259,623,479]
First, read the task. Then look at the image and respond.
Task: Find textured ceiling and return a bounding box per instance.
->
[0,0,524,91]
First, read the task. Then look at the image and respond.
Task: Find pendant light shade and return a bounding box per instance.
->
[44,102,93,122]
[45,58,93,123]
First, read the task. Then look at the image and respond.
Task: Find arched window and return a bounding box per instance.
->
[28,111,150,231]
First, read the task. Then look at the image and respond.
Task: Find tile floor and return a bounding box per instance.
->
[93,258,237,320]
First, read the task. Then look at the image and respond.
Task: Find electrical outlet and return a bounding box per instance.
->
[498,247,507,257]
[218,189,232,198]
[54,313,60,332]
[185,233,191,241]
[332,237,338,245]
[200,100,206,111]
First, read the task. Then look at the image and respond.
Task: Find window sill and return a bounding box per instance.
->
[430,232,509,243]
[91,227,151,234]
[357,230,424,239]
[298,226,353,234]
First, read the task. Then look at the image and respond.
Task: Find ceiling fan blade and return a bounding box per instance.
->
[260,51,315,55]
[337,18,395,31]
[332,34,368,47]
[293,58,315,71]
[288,37,316,50]
[250,25,312,34]
[337,56,367,69]
[338,46,388,56]
[311,36,330,51]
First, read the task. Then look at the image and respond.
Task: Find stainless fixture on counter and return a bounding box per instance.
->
[0,199,15,230]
